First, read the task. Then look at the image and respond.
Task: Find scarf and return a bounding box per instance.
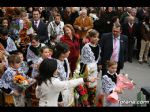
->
[29,43,41,56]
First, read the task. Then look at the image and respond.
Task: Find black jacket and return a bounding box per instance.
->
[31,19,48,43]
[99,32,128,69]
[122,23,138,42]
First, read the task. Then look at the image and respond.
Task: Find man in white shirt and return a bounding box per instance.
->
[47,13,64,42]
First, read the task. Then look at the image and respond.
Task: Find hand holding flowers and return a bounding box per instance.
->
[13,74,36,91]
[107,74,134,103]
[13,75,29,85]
[114,87,123,94]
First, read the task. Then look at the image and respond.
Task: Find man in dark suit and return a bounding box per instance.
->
[99,22,128,75]
[122,16,138,63]
[31,9,48,43]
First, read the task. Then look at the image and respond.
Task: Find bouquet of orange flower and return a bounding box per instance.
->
[13,74,30,90]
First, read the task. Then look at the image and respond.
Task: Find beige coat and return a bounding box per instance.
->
[74,16,93,39]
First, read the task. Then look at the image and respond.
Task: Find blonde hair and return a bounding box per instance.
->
[8,54,21,65]
[0,52,5,62]
[0,64,5,78]
[106,60,118,68]
[63,24,75,36]
[86,29,99,38]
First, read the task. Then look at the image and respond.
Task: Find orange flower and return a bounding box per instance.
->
[13,75,29,84]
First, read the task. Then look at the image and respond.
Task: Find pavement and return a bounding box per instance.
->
[120,58,150,106]
[96,58,150,107]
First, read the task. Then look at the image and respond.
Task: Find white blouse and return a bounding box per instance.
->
[6,37,17,52]
[36,77,84,106]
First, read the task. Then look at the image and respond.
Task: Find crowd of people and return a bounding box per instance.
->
[0,7,150,107]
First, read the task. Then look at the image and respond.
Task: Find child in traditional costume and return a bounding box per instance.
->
[26,35,45,79]
[0,28,17,54]
[1,54,34,107]
[102,60,123,106]
[53,42,74,107]
[78,29,100,106]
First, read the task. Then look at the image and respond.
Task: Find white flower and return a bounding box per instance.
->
[75,69,80,75]
[74,92,79,99]
[76,63,80,71]
[125,74,128,78]
[22,80,29,85]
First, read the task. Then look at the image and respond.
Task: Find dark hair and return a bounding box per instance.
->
[8,54,21,65]
[105,7,113,12]
[52,42,69,59]
[0,28,9,36]
[0,17,10,28]
[30,35,40,42]
[112,22,122,31]
[32,8,41,14]
[54,13,61,19]
[90,9,97,14]
[111,16,119,23]
[40,46,52,56]
[144,16,150,23]
[50,35,57,40]
[37,58,57,85]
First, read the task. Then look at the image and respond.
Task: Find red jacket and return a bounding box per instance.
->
[61,34,80,60]
[60,34,80,73]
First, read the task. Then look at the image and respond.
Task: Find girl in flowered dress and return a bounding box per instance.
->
[0,79,19,106]
[102,60,123,107]
[0,50,8,106]
[38,46,53,63]
[52,42,74,107]
[1,54,34,107]
[17,52,29,75]
[76,29,100,107]
[26,35,45,106]
[26,35,45,78]
[16,52,31,106]
[0,28,18,54]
